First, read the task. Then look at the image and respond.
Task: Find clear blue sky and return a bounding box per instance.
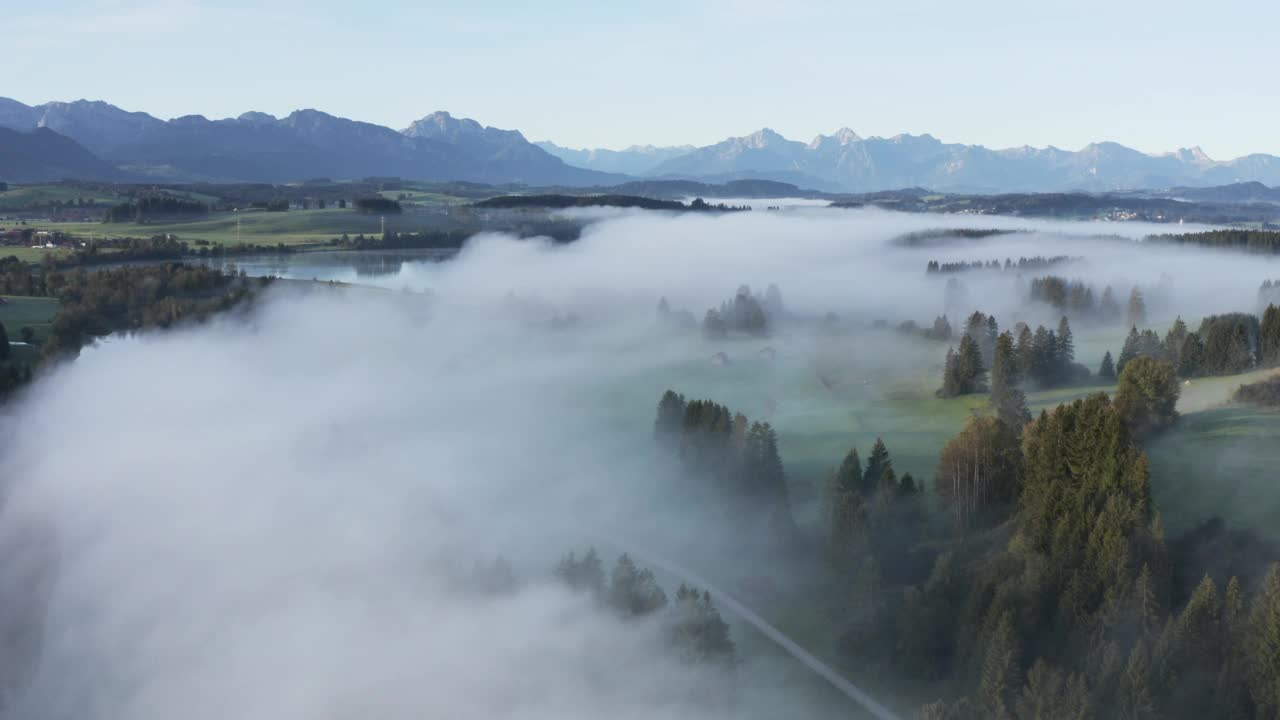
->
[8,0,1278,158]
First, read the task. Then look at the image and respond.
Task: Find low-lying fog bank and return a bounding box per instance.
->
[1,207,1276,718]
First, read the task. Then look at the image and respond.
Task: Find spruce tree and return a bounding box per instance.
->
[864,438,893,496]
[1262,304,1280,367]
[835,447,862,495]
[1128,287,1148,328]
[1118,326,1141,374]
[1101,285,1121,323]
[1118,642,1158,720]
[994,387,1032,432]
[1015,325,1035,380]
[956,333,987,394]
[878,466,900,497]
[1029,325,1054,385]
[939,347,961,398]
[829,475,867,564]
[1178,333,1206,378]
[654,390,686,448]
[1248,563,1280,712]
[1099,351,1116,381]
[979,612,1021,720]
[1057,315,1075,369]
[1164,317,1188,368]
[990,331,1019,396]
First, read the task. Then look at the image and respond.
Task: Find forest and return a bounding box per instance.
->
[0,254,269,398]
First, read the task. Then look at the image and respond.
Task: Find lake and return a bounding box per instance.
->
[190,248,459,284]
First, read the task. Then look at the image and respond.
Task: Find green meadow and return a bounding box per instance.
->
[34,207,467,248]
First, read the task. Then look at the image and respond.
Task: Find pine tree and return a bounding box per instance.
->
[1117,642,1158,720]
[1102,285,1121,323]
[990,331,1019,396]
[607,554,668,617]
[654,390,686,448]
[1099,351,1116,380]
[1118,326,1141,374]
[1178,333,1206,378]
[1133,563,1160,638]
[939,347,961,398]
[1262,304,1280,367]
[863,438,893,496]
[670,586,737,667]
[994,387,1032,431]
[1057,316,1075,373]
[835,447,862,494]
[1029,325,1055,385]
[1128,287,1148,328]
[878,466,900,497]
[1015,324,1035,380]
[956,333,987,394]
[1164,317,1188,368]
[1247,563,1280,711]
[979,612,1021,720]
[1115,356,1181,436]
[829,476,868,565]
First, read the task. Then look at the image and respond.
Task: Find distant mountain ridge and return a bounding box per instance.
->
[0,99,623,186]
[3,96,1280,192]
[535,141,696,176]
[640,127,1280,192]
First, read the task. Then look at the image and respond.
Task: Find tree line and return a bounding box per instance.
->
[338,229,472,251]
[654,390,794,538]
[939,312,1088,398]
[1147,229,1280,254]
[103,195,211,223]
[1027,275,1148,326]
[0,256,270,399]
[1119,307,1280,379]
[926,256,1078,274]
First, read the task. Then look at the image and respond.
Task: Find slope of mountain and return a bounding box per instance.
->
[1160,181,1280,205]
[645,127,1280,193]
[0,99,623,186]
[0,126,119,183]
[651,128,809,177]
[535,141,696,175]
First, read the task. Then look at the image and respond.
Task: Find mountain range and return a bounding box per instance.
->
[0,98,622,186]
[3,97,1280,193]
[534,141,696,175]
[632,127,1280,193]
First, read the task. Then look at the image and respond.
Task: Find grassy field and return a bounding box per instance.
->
[1149,387,1280,540]
[0,247,70,262]
[33,207,467,248]
[0,295,59,343]
[0,185,125,212]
